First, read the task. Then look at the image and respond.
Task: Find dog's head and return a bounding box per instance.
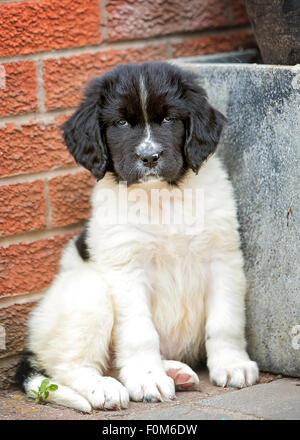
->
[63,62,226,185]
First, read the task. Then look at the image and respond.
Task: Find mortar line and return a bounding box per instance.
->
[165,39,173,59]
[43,178,52,229]
[0,290,45,310]
[0,220,85,248]
[224,0,233,25]
[35,59,46,113]
[99,0,108,42]
[0,165,87,187]
[0,107,76,128]
[0,0,33,3]
[0,24,253,64]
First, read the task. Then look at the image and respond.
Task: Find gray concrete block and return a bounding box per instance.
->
[131,404,257,420]
[195,379,300,420]
[174,61,300,377]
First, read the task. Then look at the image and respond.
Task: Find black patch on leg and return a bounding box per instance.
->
[15,350,46,392]
[75,228,90,261]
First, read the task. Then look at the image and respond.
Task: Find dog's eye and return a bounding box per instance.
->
[162,117,174,124]
[117,119,129,126]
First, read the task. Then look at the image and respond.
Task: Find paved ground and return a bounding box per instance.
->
[0,369,299,420]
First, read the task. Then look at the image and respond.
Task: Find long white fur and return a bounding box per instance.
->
[24,156,258,412]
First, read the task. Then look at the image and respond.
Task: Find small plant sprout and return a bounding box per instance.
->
[31,378,58,404]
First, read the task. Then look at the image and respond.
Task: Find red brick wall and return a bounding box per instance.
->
[0,0,254,386]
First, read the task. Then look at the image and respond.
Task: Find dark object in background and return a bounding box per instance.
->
[245,0,300,65]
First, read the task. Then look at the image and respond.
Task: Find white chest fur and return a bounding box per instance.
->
[88,156,238,364]
[149,233,208,363]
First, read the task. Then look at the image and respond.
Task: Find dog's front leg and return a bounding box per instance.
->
[111,270,175,403]
[206,257,259,388]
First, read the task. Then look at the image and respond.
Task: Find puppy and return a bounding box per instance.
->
[16,62,259,412]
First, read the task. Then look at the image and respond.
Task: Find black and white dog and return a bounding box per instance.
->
[17,62,258,412]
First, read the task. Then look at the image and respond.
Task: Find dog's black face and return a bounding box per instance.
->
[63,62,226,185]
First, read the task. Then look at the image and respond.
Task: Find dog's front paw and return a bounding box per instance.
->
[209,360,259,388]
[87,377,129,410]
[123,370,175,403]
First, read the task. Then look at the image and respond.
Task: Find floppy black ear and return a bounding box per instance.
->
[184,86,226,174]
[62,94,108,181]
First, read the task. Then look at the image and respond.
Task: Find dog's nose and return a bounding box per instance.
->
[139,152,161,168]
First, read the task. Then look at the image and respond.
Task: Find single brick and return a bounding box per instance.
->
[0,0,101,57]
[0,181,46,237]
[0,121,75,177]
[44,45,167,110]
[0,61,37,117]
[0,303,35,358]
[49,171,95,227]
[106,0,228,41]
[172,32,256,58]
[0,234,73,296]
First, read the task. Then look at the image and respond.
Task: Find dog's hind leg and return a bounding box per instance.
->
[163,360,200,390]
[22,251,129,411]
